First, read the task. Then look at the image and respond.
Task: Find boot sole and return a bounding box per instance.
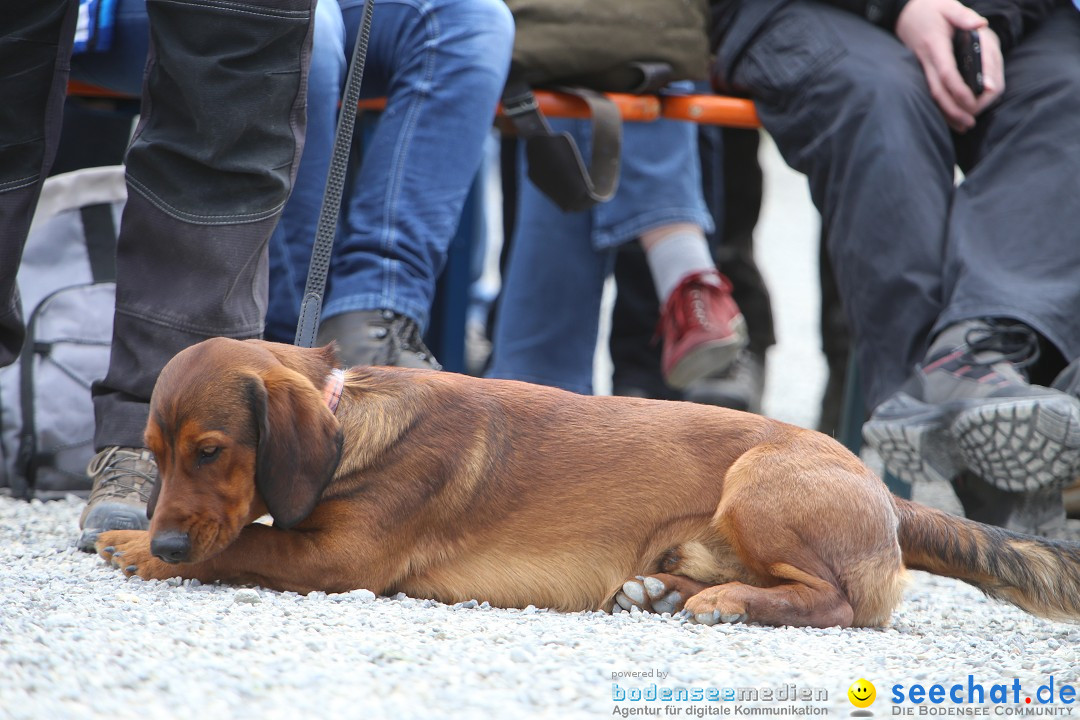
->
[862,400,960,487]
[864,393,1080,493]
[952,397,1080,493]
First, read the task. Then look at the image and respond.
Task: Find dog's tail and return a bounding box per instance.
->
[896,497,1080,621]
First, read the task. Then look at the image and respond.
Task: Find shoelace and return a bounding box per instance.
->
[87,447,156,503]
[963,319,1041,370]
[397,318,441,367]
[356,310,440,368]
[379,312,441,368]
[657,272,728,342]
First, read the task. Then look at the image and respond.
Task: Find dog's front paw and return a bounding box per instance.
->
[96,530,178,581]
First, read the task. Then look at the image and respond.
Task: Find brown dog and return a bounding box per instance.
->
[96,338,1080,627]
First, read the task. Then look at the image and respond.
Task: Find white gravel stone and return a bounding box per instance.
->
[234,588,262,604]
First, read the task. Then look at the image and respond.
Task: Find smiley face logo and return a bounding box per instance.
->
[848,679,876,708]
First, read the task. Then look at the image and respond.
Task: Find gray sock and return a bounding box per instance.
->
[644,229,716,303]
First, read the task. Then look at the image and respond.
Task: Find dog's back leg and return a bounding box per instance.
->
[678,437,905,628]
[614,545,857,627]
[681,567,854,627]
[612,436,906,627]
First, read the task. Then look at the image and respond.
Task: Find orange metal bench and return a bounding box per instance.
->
[359,91,760,128]
[69,81,760,128]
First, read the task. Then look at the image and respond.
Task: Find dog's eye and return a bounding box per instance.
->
[197,446,221,465]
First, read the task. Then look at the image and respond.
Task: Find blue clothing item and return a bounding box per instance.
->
[68,0,148,88]
[74,0,118,53]
[264,0,514,342]
[487,117,713,395]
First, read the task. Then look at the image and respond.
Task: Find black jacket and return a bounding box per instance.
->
[710,0,1060,85]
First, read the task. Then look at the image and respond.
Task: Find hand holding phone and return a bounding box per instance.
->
[898,0,1000,131]
[953,28,984,96]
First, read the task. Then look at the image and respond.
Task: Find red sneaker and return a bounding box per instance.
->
[658,270,748,390]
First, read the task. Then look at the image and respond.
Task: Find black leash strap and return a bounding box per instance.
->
[295,0,376,348]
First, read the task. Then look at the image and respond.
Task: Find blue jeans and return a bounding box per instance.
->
[264,0,514,342]
[487,117,713,395]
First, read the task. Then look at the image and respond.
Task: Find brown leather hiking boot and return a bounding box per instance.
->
[77,446,156,552]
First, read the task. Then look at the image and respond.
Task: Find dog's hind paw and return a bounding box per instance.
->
[683,586,750,626]
[612,573,705,616]
[687,608,748,626]
[651,591,683,615]
[621,578,647,605]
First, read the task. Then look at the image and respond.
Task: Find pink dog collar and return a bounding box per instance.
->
[322,368,346,414]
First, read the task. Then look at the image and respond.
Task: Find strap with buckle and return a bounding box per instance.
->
[501,79,621,213]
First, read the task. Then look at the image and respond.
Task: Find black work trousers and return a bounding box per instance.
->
[717,2,1080,409]
[0,0,315,448]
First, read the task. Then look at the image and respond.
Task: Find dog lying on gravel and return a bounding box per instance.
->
[96,339,1080,627]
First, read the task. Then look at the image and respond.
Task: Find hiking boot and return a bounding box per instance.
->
[682,349,765,414]
[863,319,1080,493]
[77,446,157,552]
[317,309,441,370]
[657,270,748,390]
[1052,355,1080,400]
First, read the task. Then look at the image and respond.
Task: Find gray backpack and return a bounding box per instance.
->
[0,166,123,499]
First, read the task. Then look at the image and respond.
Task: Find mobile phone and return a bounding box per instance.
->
[953,29,984,96]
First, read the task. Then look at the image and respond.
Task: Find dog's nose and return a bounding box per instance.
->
[151,531,192,563]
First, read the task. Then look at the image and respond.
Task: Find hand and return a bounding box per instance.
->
[896,0,1003,132]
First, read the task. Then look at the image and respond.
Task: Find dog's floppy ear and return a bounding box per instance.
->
[247,366,343,529]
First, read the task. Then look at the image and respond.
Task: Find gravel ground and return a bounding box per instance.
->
[2,497,1078,720]
[3,139,1078,720]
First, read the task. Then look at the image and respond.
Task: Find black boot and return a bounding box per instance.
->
[317,310,441,370]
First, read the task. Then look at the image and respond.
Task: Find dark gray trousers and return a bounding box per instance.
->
[718,1,1080,409]
[0,0,315,449]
